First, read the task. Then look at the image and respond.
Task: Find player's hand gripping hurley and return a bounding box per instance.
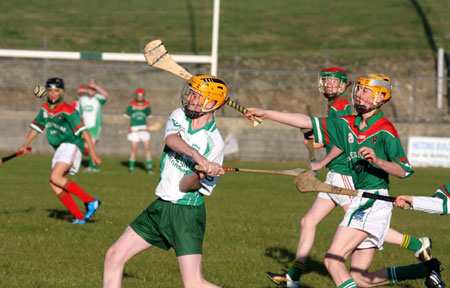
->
[0,147,32,165]
[143,40,262,127]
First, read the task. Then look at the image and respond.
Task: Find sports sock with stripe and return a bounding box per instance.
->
[400,234,422,252]
[337,278,357,288]
[387,262,428,284]
[288,260,305,281]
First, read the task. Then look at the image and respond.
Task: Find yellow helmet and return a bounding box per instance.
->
[352,73,393,112]
[181,75,228,118]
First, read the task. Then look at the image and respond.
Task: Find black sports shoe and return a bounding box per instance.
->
[424,258,445,288]
[265,271,299,288]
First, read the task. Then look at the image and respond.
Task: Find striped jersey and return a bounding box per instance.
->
[311,109,414,190]
[123,100,152,127]
[155,108,224,206]
[413,183,450,215]
[432,183,450,214]
[77,93,107,129]
[325,95,352,175]
[30,99,86,152]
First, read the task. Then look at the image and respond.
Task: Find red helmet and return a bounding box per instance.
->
[135,88,145,96]
[77,85,87,94]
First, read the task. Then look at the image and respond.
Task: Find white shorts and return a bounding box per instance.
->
[52,143,82,175]
[340,189,392,250]
[127,126,150,142]
[317,171,354,206]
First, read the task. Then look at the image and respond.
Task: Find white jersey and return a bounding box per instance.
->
[77,93,107,129]
[412,183,450,215]
[155,108,224,206]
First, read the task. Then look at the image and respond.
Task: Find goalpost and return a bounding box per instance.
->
[0,0,221,75]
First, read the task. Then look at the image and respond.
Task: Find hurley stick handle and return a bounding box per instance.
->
[226,98,262,127]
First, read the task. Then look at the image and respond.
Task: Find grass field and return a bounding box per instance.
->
[1,153,450,287]
[0,0,448,60]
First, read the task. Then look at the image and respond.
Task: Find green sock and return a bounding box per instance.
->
[337,279,356,288]
[146,158,153,170]
[287,260,305,281]
[387,262,429,284]
[400,235,422,252]
[88,156,94,168]
[129,158,135,171]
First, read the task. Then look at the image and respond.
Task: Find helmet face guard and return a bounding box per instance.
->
[45,77,65,104]
[318,67,348,99]
[181,75,227,118]
[351,73,392,113]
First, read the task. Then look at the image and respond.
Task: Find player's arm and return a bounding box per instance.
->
[88,80,109,97]
[126,119,132,133]
[311,145,343,171]
[20,129,39,154]
[358,146,407,178]
[82,130,101,166]
[246,109,312,129]
[165,133,219,174]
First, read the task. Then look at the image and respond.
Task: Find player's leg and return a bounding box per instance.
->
[143,139,153,173]
[103,226,152,288]
[384,228,432,262]
[49,180,85,222]
[178,254,220,288]
[128,141,138,172]
[266,197,338,287]
[349,248,391,287]
[51,144,100,220]
[324,226,369,287]
[86,127,99,172]
[350,247,444,287]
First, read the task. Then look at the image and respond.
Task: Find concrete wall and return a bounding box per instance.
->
[2,110,450,163]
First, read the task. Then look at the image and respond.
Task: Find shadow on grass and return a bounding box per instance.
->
[0,207,36,214]
[46,209,73,222]
[264,246,330,287]
[120,160,147,172]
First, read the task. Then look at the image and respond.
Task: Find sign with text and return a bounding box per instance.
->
[408,136,450,167]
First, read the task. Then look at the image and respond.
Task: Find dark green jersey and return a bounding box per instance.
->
[325,95,352,175]
[124,100,152,127]
[311,110,414,190]
[30,99,86,152]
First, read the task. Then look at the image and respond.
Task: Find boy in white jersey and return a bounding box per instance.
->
[19,77,101,224]
[77,80,109,172]
[246,73,444,288]
[103,75,227,288]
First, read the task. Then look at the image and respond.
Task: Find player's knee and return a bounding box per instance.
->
[300,214,317,229]
[105,245,122,266]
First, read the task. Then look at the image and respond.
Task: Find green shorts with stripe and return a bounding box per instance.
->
[130,198,206,256]
[87,126,101,140]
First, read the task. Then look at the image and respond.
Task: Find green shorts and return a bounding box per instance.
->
[130,198,206,256]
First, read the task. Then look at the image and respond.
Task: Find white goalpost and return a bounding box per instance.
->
[0,0,221,75]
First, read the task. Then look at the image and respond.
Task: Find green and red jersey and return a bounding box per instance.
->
[124,100,152,127]
[30,99,86,152]
[325,95,352,175]
[311,109,414,190]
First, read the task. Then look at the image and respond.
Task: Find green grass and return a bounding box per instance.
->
[1,153,450,287]
[0,0,448,61]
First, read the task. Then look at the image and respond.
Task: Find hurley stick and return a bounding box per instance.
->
[294,171,410,209]
[195,165,305,177]
[143,40,262,127]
